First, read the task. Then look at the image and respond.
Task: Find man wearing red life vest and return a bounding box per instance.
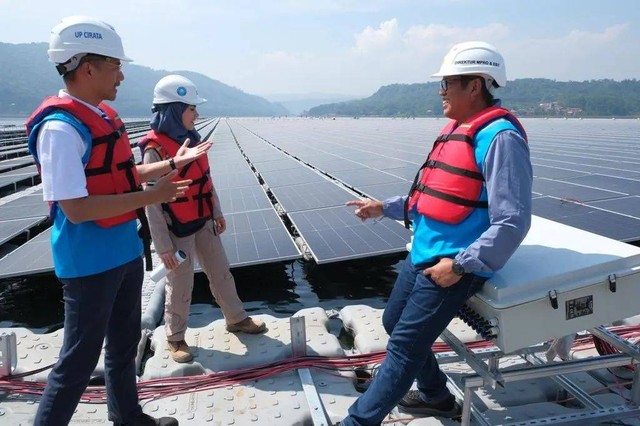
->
[27,16,210,426]
[340,42,532,425]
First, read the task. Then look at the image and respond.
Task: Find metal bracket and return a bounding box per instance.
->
[290,317,330,426]
[0,332,17,378]
[441,328,504,389]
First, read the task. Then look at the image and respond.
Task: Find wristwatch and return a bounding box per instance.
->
[451,260,465,276]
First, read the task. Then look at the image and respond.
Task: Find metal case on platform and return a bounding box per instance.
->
[462,216,640,354]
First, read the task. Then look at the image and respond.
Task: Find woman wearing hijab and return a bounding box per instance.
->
[139,75,266,363]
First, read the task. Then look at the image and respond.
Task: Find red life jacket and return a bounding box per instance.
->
[26,97,142,228]
[139,131,214,237]
[406,106,527,226]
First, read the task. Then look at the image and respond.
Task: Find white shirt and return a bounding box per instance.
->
[36,90,105,202]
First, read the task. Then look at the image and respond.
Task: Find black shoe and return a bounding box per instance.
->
[397,390,460,418]
[114,413,179,426]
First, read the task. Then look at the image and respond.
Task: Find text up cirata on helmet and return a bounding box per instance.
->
[432,41,507,88]
[48,16,133,65]
[152,75,207,106]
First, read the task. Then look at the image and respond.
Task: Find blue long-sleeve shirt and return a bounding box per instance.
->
[382,129,532,274]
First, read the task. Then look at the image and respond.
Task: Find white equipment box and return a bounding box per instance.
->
[461,216,640,353]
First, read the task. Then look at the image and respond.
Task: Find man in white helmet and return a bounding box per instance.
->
[340,41,532,425]
[26,16,211,426]
[139,75,266,364]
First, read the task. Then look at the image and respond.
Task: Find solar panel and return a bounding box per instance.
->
[212,170,259,189]
[297,157,362,172]
[216,185,272,214]
[532,158,640,179]
[563,174,640,195]
[330,168,404,187]
[270,181,354,213]
[258,167,327,188]
[359,181,411,202]
[357,157,416,170]
[532,177,624,202]
[532,196,640,242]
[0,217,47,246]
[288,205,412,264]
[588,196,640,218]
[0,228,52,279]
[0,194,48,220]
[0,157,34,173]
[220,209,301,267]
[531,164,590,180]
[251,158,301,173]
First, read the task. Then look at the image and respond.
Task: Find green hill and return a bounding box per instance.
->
[0,42,288,117]
[308,79,640,118]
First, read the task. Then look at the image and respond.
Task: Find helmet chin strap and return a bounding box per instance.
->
[56,54,87,75]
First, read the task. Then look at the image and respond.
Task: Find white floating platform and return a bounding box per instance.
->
[2,303,639,425]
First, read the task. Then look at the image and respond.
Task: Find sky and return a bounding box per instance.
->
[1,0,639,98]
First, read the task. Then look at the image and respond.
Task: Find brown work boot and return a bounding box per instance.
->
[226,317,267,334]
[167,340,193,363]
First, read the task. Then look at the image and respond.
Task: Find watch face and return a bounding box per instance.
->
[452,261,464,275]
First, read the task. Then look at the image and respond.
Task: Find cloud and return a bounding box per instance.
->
[353,18,400,53]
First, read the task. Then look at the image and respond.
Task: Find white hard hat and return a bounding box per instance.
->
[432,41,507,90]
[48,16,132,73]
[153,75,207,106]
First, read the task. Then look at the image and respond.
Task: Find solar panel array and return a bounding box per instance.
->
[226,122,412,264]
[233,117,640,243]
[1,117,639,279]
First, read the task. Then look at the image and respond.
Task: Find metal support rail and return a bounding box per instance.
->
[290,316,331,426]
[441,325,640,426]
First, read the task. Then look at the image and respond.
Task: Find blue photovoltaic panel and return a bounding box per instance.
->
[258,167,326,188]
[0,157,34,173]
[532,177,624,202]
[0,217,47,246]
[288,205,412,264]
[588,196,640,218]
[531,158,640,179]
[270,181,354,213]
[216,185,273,214]
[359,181,411,202]
[220,209,301,267]
[0,228,53,279]
[0,194,48,220]
[302,157,362,173]
[532,196,640,242]
[563,174,640,196]
[531,164,590,180]
[381,166,417,182]
[212,170,259,190]
[330,168,404,187]
[252,158,301,173]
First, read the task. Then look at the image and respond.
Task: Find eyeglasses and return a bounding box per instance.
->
[101,56,123,70]
[440,77,463,92]
[85,54,123,71]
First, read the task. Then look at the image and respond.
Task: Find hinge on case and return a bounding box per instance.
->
[608,274,617,293]
[548,290,558,309]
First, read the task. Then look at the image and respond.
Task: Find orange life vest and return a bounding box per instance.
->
[26,97,141,227]
[406,106,527,226]
[139,131,214,237]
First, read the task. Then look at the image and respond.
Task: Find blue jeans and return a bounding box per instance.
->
[34,257,144,426]
[341,254,485,426]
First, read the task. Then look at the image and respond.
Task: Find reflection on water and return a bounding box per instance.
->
[1,253,407,331]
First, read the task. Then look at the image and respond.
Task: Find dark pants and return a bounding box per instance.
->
[342,254,485,426]
[34,257,144,426]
